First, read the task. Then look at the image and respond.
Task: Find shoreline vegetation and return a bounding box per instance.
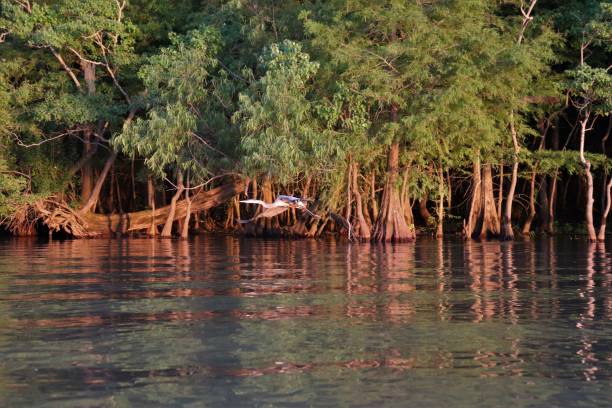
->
[1,1,611,242]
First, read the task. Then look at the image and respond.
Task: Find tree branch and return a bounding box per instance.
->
[49,47,82,90]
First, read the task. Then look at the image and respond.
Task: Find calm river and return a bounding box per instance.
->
[0,237,611,407]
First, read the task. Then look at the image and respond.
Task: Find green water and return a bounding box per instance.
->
[0,237,611,407]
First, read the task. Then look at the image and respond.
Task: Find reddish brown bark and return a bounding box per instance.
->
[147,176,157,236]
[82,181,244,235]
[465,159,500,239]
[352,162,371,240]
[79,61,97,203]
[372,142,414,242]
[597,176,612,241]
[161,171,184,237]
[80,129,94,203]
[181,177,191,239]
[78,151,117,215]
[579,114,597,241]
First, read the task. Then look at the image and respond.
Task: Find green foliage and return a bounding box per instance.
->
[236,40,319,184]
[0,159,27,219]
[566,64,612,115]
[114,26,223,179]
[0,0,610,229]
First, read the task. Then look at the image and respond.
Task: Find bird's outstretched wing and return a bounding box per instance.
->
[300,207,321,219]
[240,199,266,206]
[238,206,289,224]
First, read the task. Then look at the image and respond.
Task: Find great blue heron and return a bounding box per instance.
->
[239,195,320,224]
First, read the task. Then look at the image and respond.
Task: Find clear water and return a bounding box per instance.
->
[0,237,611,407]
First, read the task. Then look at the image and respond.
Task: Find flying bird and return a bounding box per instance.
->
[239,195,320,224]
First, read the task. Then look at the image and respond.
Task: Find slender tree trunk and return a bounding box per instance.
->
[131,157,137,211]
[497,165,505,226]
[481,164,500,239]
[373,142,414,242]
[548,171,558,235]
[436,166,444,238]
[147,176,157,236]
[161,170,184,237]
[352,162,370,240]
[370,172,379,221]
[538,177,549,231]
[501,114,520,240]
[522,170,537,235]
[547,122,559,235]
[584,163,597,241]
[80,129,94,203]
[499,0,538,237]
[345,160,353,223]
[401,167,415,230]
[80,60,96,204]
[597,176,612,241]
[78,109,136,215]
[465,159,483,238]
[78,151,117,215]
[181,175,191,238]
[579,113,597,241]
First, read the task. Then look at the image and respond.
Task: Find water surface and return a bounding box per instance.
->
[0,237,611,407]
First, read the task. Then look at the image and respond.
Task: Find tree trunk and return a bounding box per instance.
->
[465,160,483,238]
[370,172,379,221]
[548,171,558,235]
[161,170,184,237]
[501,114,520,240]
[435,166,445,238]
[547,122,559,235]
[579,114,597,242]
[597,176,612,241]
[352,162,370,240]
[466,159,500,239]
[497,164,504,222]
[181,176,191,239]
[401,167,415,231]
[147,176,157,236]
[78,151,117,215]
[538,177,549,232]
[80,181,244,236]
[522,170,537,235]
[78,109,136,215]
[345,160,353,223]
[80,129,94,203]
[372,142,414,242]
[481,164,500,239]
[584,162,597,241]
[80,60,97,204]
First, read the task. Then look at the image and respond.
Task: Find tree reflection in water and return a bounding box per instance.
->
[0,237,611,406]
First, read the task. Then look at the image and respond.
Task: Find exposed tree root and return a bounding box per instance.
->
[5,181,244,238]
[7,198,98,238]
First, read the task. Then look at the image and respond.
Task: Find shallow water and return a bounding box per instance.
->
[0,237,611,407]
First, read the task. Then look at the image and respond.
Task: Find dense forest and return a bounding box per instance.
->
[0,0,610,241]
